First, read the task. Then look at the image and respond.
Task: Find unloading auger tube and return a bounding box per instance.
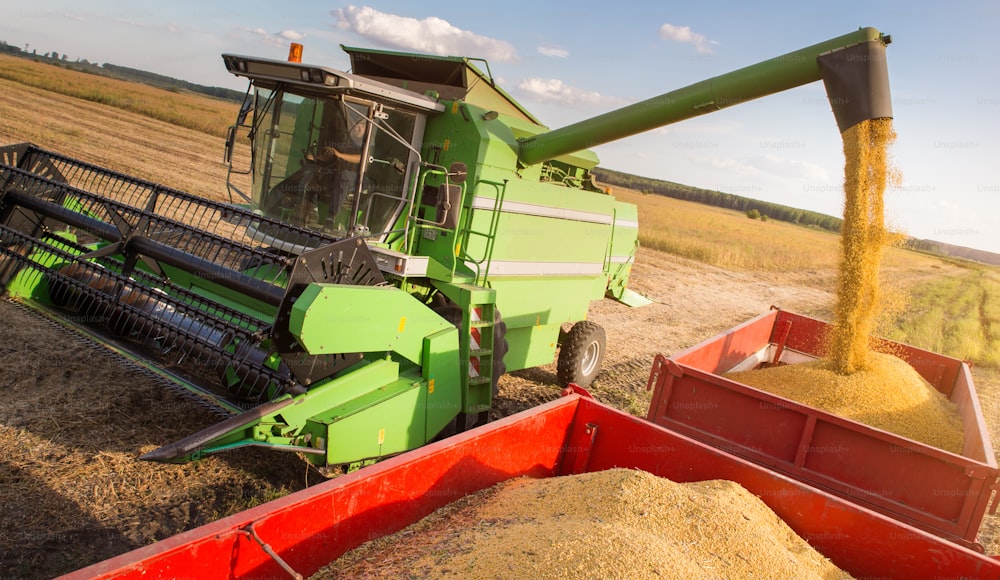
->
[517,27,892,166]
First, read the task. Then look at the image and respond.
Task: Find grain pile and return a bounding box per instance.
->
[828,118,898,374]
[317,468,849,579]
[727,351,964,453]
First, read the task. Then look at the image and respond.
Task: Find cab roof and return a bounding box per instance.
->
[221,53,445,113]
[341,45,545,127]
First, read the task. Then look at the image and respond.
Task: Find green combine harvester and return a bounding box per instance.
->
[0,28,891,471]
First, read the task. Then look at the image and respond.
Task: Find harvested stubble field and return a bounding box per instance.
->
[1,63,999,577]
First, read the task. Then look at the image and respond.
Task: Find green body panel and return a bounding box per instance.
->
[617,288,655,308]
[504,324,559,371]
[491,275,606,371]
[300,362,427,466]
[176,351,459,466]
[420,325,464,426]
[309,372,425,466]
[430,281,496,310]
[606,201,640,301]
[258,360,403,431]
[486,276,606,328]
[190,360,406,462]
[160,264,277,322]
[468,210,611,264]
[289,284,454,365]
[4,235,78,301]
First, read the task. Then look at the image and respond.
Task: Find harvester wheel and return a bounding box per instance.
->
[557,321,606,388]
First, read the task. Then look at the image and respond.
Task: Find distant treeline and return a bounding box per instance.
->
[593,167,1000,266]
[0,39,245,103]
[592,167,844,233]
[904,238,1000,266]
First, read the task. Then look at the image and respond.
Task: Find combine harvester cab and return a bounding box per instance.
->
[2,28,892,471]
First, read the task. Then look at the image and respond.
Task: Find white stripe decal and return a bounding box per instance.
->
[471,196,638,229]
[472,196,614,226]
[469,260,604,276]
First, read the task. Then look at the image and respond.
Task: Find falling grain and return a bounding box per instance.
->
[829,118,898,374]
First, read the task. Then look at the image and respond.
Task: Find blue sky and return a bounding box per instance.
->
[2,1,999,253]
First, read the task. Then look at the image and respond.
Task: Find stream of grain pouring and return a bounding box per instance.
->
[829,117,898,374]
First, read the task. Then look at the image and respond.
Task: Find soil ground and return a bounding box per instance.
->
[1,76,998,577]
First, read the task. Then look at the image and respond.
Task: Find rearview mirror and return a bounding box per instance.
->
[224,126,237,164]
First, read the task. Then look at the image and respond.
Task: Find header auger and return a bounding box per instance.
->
[0,28,891,471]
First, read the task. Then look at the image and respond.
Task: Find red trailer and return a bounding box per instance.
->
[64,392,999,580]
[646,308,999,549]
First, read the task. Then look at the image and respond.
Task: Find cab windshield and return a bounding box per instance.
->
[252,89,418,240]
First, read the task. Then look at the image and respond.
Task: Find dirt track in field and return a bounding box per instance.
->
[1,77,998,576]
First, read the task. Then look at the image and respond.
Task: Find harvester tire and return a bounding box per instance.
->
[557,320,606,388]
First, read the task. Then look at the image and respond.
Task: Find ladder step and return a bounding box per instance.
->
[471,348,492,357]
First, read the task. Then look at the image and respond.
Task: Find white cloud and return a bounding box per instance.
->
[115,18,182,34]
[537,45,569,58]
[659,23,717,54]
[697,154,829,184]
[759,153,830,182]
[705,156,763,177]
[58,12,87,22]
[517,77,627,107]
[334,5,517,62]
[241,27,306,48]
